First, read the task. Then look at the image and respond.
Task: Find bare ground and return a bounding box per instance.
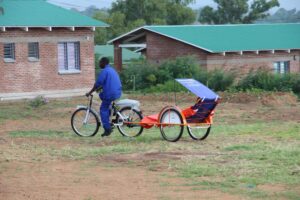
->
[0,93,299,200]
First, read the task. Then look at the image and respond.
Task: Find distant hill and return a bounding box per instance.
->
[256,8,300,23]
[71,5,108,18]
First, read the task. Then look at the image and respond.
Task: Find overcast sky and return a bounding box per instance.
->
[47,0,300,13]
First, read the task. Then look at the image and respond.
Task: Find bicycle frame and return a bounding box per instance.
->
[76,94,135,127]
[76,95,101,123]
[111,102,126,126]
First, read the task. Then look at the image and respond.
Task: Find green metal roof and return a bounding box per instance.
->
[94,45,141,61]
[110,24,300,53]
[0,0,108,27]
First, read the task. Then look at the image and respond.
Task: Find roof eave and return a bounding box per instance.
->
[108,26,214,53]
[217,48,300,54]
[0,25,109,32]
[107,26,146,44]
[0,25,109,28]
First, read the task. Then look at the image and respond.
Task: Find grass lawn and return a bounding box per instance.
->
[0,94,300,199]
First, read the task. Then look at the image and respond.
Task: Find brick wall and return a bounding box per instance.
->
[146,31,208,67]
[0,28,95,94]
[206,51,300,75]
[143,31,300,75]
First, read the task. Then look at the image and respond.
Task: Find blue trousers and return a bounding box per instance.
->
[100,99,112,131]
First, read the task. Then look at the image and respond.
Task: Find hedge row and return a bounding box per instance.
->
[115,56,300,95]
[119,56,236,92]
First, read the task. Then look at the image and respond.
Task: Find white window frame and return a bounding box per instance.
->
[273,61,290,74]
[28,42,39,62]
[4,43,15,63]
[57,41,81,74]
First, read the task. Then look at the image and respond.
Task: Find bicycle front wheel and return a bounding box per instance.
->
[116,107,143,137]
[159,108,183,142]
[71,108,100,137]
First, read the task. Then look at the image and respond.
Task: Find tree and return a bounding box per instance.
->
[93,10,109,44]
[93,10,128,44]
[111,0,196,26]
[198,0,280,24]
[166,3,196,24]
[106,11,127,38]
[93,0,196,43]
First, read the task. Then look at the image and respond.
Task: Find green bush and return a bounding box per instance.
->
[156,56,201,82]
[29,96,48,108]
[292,76,300,94]
[236,69,277,91]
[120,59,158,90]
[120,57,299,95]
[143,80,187,93]
[120,56,236,92]
[236,69,300,94]
[207,69,236,91]
[120,56,200,91]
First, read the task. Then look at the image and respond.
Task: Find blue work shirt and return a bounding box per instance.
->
[95,64,122,100]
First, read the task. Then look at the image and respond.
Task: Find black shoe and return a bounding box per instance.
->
[101,129,112,137]
[110,123,115,129]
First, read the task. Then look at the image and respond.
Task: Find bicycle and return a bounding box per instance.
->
[71,94,144,137]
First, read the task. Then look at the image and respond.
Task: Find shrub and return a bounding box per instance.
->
[120,59,159,90]
[207,69,236,91]
[236,69,300,94]
[120,56,236,92]
[193,68,235,92]
[156,56,201,82]
[143,80,187,93]
[120,56,201,91]
[29,96,48,108]
[291,75,300,95]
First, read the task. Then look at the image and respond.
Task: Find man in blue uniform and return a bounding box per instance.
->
[86,57,122,137]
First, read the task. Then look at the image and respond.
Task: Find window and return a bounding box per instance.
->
[57,42,80,73]
[4,43,15,62]
[273,61,290,74]
[28,42,39,61]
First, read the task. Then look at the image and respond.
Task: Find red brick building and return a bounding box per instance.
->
[0,0,107,100]
[109,24,300,75]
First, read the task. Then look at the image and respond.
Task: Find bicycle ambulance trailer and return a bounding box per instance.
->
[71,78,220,142]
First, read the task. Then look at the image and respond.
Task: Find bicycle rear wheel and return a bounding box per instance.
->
[159,108,183,142]
[71,108,100,137]
[187,125,211,140]
[116,107,143,137]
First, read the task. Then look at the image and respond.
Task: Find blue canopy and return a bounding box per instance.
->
[176,79,219,100]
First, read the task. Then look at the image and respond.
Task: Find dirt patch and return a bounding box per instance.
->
[215,101,300,124]
[0,160,241,200]
[0,118,70,134]
[258,184,286,193]
[220,92,259,104]
[260,92,298,107]
[220,92,298,106]
[103,151,228,163]
[0,160,158,200]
